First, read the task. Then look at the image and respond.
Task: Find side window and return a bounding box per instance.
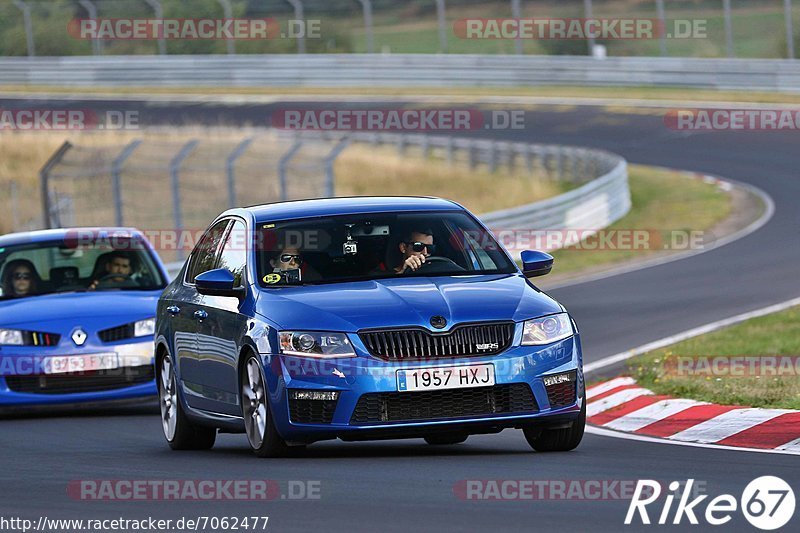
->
[217,220,248,287]
[186,219,230,284]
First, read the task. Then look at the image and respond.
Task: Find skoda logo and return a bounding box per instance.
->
[430,316,447,329]
[71,328,87,346]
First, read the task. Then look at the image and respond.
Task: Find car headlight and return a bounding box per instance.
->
[134,318,156,337]
[0,328,24,345]
[279,331,356,358]
[521,313,573,346]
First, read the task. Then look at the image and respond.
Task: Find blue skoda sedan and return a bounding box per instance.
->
[0,228,168,410]
[155,197,584,456]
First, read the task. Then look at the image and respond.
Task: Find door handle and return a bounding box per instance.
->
[194,309,208,320]
[166,305,181,316]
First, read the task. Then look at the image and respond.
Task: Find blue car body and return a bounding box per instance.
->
[0,228,168,409]
[156,197,584,450]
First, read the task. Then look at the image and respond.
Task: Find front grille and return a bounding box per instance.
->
[4,365,154,395]
[545,372,578,409]
[360,322,515,360]
[24,331,60,347]
[98,324,134,343]
[350,383,537,424]
[289,398,338,424]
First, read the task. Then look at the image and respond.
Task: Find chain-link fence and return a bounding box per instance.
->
[1,0,799,59]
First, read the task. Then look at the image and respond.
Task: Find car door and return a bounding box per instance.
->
[174,219,230,409]
[194,218,251,415]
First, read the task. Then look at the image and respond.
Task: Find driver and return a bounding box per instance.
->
[89,251,136,290]
[394,228,435,274]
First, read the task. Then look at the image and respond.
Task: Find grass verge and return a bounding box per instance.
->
[547,164,733,278]
[627,307,800,410]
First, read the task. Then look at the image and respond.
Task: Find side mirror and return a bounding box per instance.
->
[520,250,554,278]
[195,268,245,299]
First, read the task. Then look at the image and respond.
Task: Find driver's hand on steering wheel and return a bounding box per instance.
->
[396,253,426,273]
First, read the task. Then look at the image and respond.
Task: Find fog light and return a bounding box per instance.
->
[543,371,575,387]
[289,390,339,401]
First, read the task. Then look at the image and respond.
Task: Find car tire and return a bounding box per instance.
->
[158,353,217,451]
[523,393,586,452]
[424,433,469,445]
[241,353,291,458]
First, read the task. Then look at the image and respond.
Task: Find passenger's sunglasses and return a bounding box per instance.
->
[404,241,436,254]
[12,272,31,280]
[280,254,303,264]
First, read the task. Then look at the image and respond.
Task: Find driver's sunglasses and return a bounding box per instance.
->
[12,272,31,280]
[280,254,303,264]
[405,241,436,254]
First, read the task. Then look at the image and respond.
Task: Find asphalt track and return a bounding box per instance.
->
[1,98,799,532]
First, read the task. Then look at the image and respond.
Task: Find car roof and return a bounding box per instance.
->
[222,196,465,223]
[0,227,145,248]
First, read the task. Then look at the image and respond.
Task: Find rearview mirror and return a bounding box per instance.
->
[195,268,245,299]
[520,250,554,278]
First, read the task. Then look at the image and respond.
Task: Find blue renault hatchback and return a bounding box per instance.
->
[155,197,584,456]
[0,228,168,410]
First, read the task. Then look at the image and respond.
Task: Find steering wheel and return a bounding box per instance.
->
[403,256,463,274]
[94,273,137,288]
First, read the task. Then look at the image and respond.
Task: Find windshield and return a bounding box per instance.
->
[255,210,516,287]
[0,238,167,300]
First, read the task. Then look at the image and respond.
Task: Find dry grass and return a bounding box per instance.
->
[334,144,566,213]
[0,129,564,236]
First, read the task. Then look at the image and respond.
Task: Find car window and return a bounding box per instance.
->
[0,237,166,300]
[217,219,247,287]
[255,211,516,287]
[186,219,230,284]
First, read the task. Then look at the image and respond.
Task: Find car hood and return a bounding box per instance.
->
[0,290,161,328]
[255,274,562,332]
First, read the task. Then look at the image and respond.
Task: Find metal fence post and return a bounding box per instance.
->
[278,140,304,201]
[435,0,447,53]
[510,0,522,55]
[11,1,35,57]
[39,141,72,229]
[785,0,795,59]
[170,140,198,260]
[488,141,497,173]
[468,140,477,170]
[583,0,596,55]
[226,137,254,208]
[110,139,142,226]
[357,0,374,53]
[286,0,306,54]
[446,136,454,165]
[323,137,351,197]
[217,0,236,54]
[655,0,667,57]
[144,0,166,55]
[78,0,102,55]
[723,0,734,58]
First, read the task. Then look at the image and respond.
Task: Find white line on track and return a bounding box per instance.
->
[586,376,636,399]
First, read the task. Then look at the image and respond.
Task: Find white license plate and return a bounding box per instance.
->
[45,354,119,375]
[396,363,495,392]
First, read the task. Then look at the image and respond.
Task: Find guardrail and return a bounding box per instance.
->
[165,132,630,276]
[2,55,799,92]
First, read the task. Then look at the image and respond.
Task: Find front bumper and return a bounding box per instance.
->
[0,340,157,407]
[263,335,584,442]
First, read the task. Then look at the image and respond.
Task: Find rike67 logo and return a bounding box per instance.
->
[626,477,795,530]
